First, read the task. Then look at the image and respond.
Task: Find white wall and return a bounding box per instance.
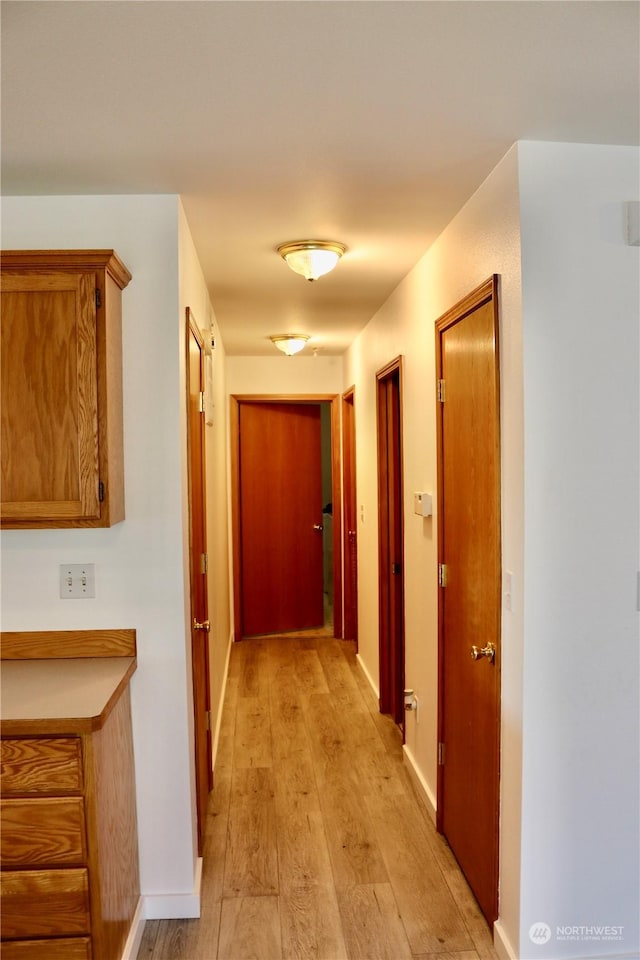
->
[517,142,640,960]
[1,196,199,909]
[343,147,524,952]
[178,202,232,766]
[226,354,343,396]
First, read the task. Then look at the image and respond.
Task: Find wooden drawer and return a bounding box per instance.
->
[1,738,83,794]
[1,797,86,865]
[0,868,90,939]
[0,937,92,959]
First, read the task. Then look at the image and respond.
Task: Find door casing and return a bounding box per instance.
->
[342,387,358,648]
[230,394,342,640]
[185,308,213,856]
[376,358,405,730]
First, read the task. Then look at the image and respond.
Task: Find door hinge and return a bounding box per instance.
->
[198,391,205,414]
[95,288,102,310]
[98,481,104,502]
[391,561,401,575]
[205,710,211,731]
[438,563,448,587]
[200,552,208,575]
[438,742,445,766]
[437,379,446,402]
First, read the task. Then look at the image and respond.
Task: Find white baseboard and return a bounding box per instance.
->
[355,652,379,699]
[402,743,437,824]
[211,632,233,767]
[121,896,146,960]
[493,919,518,960]
[143,856,203,920]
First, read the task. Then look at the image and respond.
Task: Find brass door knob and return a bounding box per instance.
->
[193,619,210,632]
[471,642,495,663]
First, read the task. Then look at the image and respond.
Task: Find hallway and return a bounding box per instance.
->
[138,635,499,960]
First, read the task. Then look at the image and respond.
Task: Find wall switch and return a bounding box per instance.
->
[60,564,95,599]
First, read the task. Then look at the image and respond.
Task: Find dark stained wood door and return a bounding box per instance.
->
[239,402,324,636]
[377,359,405,728]
[436,277,501,924]
[342,389,358,647]
[186,309,212,855]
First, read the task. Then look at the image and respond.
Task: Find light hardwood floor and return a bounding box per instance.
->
[137,635,499,960]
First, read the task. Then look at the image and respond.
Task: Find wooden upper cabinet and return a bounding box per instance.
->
[1,251,131,528]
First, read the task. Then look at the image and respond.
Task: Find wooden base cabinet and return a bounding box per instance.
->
[0,687,139,960]
[0,250,131,528]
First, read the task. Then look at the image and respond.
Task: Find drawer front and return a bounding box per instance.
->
[0,937,91,960]
[0,868,90,939]
[1,797,87,866]
[1,738,83,794]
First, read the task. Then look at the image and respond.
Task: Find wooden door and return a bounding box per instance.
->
[238,401,324,637]
[436,277,501,925]
[186,309,212,855]
[377,359,405,728]
[342,388,358,647]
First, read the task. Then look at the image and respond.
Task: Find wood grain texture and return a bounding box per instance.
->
[233,697,272,768]
[1,273,98,518]
[1,628,136,660]
[1,250,129,529]
[84,683,140,960]
[218,897,282,960]
[0,250,132,289]
[337,882,412,959]
[0,737,83,794]
[0,867,91,938]
[223,767,278,898]
[1,797,87,865]
[0,937,92,959]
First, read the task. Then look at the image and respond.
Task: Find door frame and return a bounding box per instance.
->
[435,276,502,922]
[342,386,358,648]
[185,308,213,856]
[376,357,405,729]
[230,394,342,640]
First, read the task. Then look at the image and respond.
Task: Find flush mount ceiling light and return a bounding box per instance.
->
[270,334,310,356]
[277,240,346,282]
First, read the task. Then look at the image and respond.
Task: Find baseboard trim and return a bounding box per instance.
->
[493,919,517,960]
[121,896,146,960]
[355,652,379,699]
[211,632,233,767]
[402,743,437,824]
[143,856,203,920]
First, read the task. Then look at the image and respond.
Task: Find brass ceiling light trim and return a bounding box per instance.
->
[270,334,310,356]
[277,240,346,282]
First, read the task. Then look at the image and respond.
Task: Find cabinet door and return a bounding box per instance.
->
[1,271,100,522]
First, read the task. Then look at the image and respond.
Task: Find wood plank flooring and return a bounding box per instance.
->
[137,636,499,960]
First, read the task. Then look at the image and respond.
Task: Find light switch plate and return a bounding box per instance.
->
[60,564,95,599]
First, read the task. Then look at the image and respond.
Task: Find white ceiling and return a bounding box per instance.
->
[2,1,638,355]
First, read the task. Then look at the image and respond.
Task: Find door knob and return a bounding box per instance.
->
[471,642,495,663]
[313,523,324,531]
[193,619,210,632]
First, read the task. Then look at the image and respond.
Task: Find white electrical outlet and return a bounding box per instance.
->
[60,564,96,599]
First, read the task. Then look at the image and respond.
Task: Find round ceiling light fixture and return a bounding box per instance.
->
[270,334,310,356]
[277,240,346,282]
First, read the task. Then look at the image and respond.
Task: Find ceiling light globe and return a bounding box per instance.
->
[277,241,346,282]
